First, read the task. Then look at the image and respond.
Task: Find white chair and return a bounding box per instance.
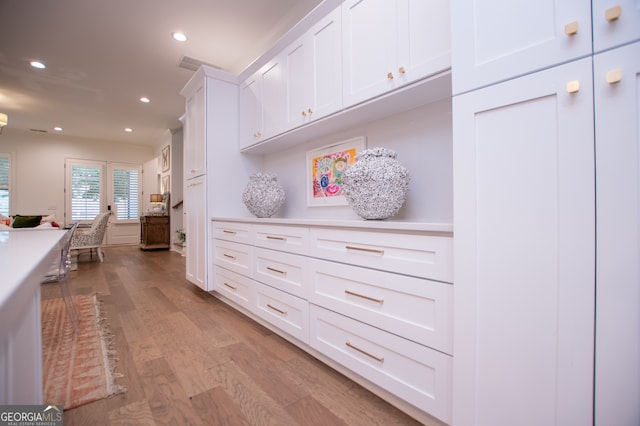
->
[42,222,80,332]
[70,211,110,262]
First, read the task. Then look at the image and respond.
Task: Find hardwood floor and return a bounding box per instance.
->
[41,245,428,425]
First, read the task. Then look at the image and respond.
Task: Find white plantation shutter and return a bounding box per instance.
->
[0,153,10,216]
[70,164,103,220]
[112,166,140,220]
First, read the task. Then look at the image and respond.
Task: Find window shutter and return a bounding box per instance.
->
[71,164,102,220]
[0,154,9,216]
[112,167,140,220]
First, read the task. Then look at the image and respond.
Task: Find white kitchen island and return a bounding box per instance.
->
[0,228,66,404]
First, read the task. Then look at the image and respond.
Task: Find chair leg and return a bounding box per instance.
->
[97,247,104,262]
[58,276,81,333]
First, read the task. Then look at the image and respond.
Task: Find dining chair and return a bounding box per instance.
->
[70,211,110,262]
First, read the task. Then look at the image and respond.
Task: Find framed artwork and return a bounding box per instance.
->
[306,137,366,206]
[161,145,170,172]
[161,174,170,194]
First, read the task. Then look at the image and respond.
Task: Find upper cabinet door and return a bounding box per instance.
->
[451,0,592,95]
[284,7,342,129]
[592,0,640,53]
[342,0,399,106]
[184,81,206,179]
[239,74,262,150]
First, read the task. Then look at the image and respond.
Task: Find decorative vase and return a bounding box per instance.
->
[242,173,286,218]
[342,147,410,220]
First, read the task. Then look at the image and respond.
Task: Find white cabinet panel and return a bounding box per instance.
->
[309,258,453,354]
[213,266,255,311]
[253,223,309,254]
[594,41,640,426]
[453,59,595,426]
[593,0,640,53]
[255,282,308,343]
[212,221,253,244]
[239,74,261,149]
[309,304,452,424]
[185,175,207,290]
[212,239,252,278]
[254,247,309,299]
[184,82,206,179]
[451,0,592,94]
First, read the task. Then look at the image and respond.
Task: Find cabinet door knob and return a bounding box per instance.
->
[605,5,622,22]
[308,108,313,114]
[566,80,580,93]
[387,72,394,79]
[301,111,307,117]
[606,69,622,84]
[399,66,406,74]
[564,21,579,36]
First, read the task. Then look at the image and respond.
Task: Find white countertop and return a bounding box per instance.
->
[212,216,453,234]
[0,229,66,309]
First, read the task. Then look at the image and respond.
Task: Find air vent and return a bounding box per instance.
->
[178,55,220,72]
[30,128,48,133]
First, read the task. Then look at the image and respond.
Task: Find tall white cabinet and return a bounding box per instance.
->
[452,1,640,425]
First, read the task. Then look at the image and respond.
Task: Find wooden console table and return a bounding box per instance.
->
[140,215,169,250]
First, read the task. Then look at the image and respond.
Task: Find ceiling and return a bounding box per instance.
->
[0,0,322,146]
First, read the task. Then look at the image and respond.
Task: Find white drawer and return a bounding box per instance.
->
[309,259,453,354]
[213,221,253,244]
[213,266,255,311]
[254,247,310,299]
[255,282,308,344]
[309,227,453,282]
[309,305,452,424]
[253,224,309,255]
[213,239,252,277]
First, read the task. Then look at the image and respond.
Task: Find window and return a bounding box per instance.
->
[111,164,140,220]
[66,159,106,222]
[0,153,11,216]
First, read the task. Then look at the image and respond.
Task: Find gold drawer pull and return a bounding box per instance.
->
[223,230,236,235]
[223,253,236,260]
[266,266,287,275]
[308,108,313,114]
[267,304,287,315]
[266,235,286,241]
[301,110,307,117]
[345,341,384,363]
[566,80,580,93]
[223,282,237,290]
[606,69,622,84]
[605,5,622,22]
[387,72,394,79]
[564,21,579,36]
[345,245,384,255]
[345,289,384,304]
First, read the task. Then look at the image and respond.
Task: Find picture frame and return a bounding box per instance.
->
[161,145,170,172]
[306,136,366,207]
[161,174,170,194]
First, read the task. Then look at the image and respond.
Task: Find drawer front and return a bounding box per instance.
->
[213,239,252,277]
[254,247,309,299]
[213,221,253,244]
[213,266,255,311]
[253,224,309,255]
[309,227,453,282]
[255,282,309,344]
[309,259,453,354]
[309,305,452,424]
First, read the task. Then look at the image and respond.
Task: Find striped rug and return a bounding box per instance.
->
[41,293,126,410]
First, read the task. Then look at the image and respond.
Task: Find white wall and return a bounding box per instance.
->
[258,99,453,222]
[1,128,155,225]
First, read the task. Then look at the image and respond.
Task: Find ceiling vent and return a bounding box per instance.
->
[178,55,220,72]
[30,128,48,133]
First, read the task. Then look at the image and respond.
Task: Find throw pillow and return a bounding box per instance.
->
[12,215,43,228]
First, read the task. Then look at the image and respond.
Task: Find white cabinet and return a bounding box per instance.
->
[283,7,342,129]
[594,41,640,425]
[183,79,206,179]
[451,0,592,94]
[592,0,640,53]
[342,0,451,106]
[453,59,595,426]
[185,175,207,290]
[239,56,286,149]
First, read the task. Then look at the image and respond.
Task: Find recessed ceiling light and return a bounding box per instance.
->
[172,32,187,42]
[54,127,63,132]
[124,128,133,133]
[140,97,150,103]
[30,60,46,69]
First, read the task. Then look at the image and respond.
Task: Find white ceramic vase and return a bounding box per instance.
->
[242,173,286,218]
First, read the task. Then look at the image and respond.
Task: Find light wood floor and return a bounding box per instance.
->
[41,245,426,425]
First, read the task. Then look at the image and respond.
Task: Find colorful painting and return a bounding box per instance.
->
[306,137,365,206]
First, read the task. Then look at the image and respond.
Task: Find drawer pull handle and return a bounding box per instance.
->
[606,69,622,84]
[223,282,237,290]
[267,304,287,315]
[266,235,287,241]
[345,341,384,363]
[345,245,384,255]
[223,253,236,260]
[266,266,287,275]
[345,289,384,304]
[564,21,579,36]
[566,80,580,93]
[223,230,236,234]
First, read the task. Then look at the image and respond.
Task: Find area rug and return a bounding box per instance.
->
[41,293,126,410]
